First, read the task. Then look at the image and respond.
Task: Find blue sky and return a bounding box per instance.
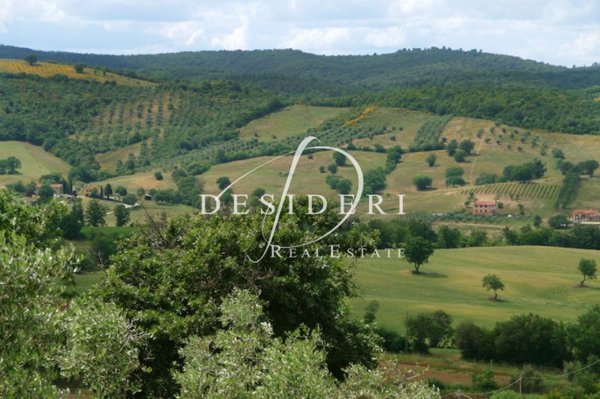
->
[1,0,599,66]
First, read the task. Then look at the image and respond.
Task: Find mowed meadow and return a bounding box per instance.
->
[0,140,70,184]
[350,245,600,332]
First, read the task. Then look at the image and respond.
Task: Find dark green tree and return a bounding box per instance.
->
[482,274,504,300]
[426,153,436,167]
[85,199,107,227]
[24,53,38,66]
[5,157,21,174]
[96,200,380,396]
[104,183,113,199]
[413,175,433,191]
[114,204,130,227]
[333,151,346,166]
[216,176,231,190]
[37,184,55,203]
[578,258,597,287]
[404,236,434,273]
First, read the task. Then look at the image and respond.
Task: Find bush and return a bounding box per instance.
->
[121,194,137,205]
[374,326,406,353]
[472,367,497,391]
[413,175,433,191]
[154,171,164,180]
[475,172,498,185]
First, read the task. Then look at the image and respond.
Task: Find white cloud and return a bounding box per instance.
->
[285,27,351,52]
[0,0,600,65]
[365,27,406,48]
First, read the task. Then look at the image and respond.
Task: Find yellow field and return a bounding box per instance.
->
[0,59,153,87]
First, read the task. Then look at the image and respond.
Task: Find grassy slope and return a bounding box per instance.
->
[202,150,388,198]
[350,246,600,332]
[352,107,437,149]
[0,59,153,87]
[239,104,348,142]
[0,141,70,185]
[95,141,145,171]
[89,107,600,218]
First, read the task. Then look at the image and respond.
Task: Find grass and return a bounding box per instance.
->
[0,59,153,87]
[73,271,104,294]
[95,141,145,171]
[350,246,600,333]
[0,141,71,186]
[201,150,388,199]
[239,104,348,142]
[351,107,436,149]
[93,169,177,194]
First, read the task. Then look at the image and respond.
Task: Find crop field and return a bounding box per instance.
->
[350,245,600,333]
[0,59,153,86]
[464,182,562,200]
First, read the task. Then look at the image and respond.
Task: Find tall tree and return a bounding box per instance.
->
[114,204,130,227]
[578,258,597,287]
[104,183,113,199]
[482,274,505,300]
[5,157,21,174]
[85,199,107,227]
[403,236,435,273]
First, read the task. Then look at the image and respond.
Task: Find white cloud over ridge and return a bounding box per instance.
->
[0,0,599,66]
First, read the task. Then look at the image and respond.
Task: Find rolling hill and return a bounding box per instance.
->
[0,58,153,86]
[350,245,600,331]
[0,141,70,185]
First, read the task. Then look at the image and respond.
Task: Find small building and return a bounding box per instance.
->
[473,200,497,215]
[144,194,153,201]
[82,184,100,197]
[570,209,600,224]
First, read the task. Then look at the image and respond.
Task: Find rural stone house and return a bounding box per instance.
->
[473,200,497,215]
[569,209,600,224]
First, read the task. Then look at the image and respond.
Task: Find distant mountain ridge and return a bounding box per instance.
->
[2,44,600,95]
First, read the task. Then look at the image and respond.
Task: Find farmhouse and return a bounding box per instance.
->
[569,209,600,224]
[82,184,101,197]
[473,200,497,215]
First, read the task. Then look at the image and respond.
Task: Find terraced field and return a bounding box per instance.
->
[464,182,562,200]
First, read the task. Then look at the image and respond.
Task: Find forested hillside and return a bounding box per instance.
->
[2,44,600,135]
[3,45,600,92]
[0,71,282,181]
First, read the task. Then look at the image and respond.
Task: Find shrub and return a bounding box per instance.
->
[413,175,433,191]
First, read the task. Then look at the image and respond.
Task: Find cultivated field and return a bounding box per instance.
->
[0,59,153,86]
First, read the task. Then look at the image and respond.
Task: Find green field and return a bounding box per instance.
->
[74,245,600,332]
[351,107,437,149]
[202,149,388,198]
[239,104,348,142]
[350,246,600,332]
[0,141,71,186]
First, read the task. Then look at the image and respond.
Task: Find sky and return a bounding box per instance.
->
[0,0,599,66]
